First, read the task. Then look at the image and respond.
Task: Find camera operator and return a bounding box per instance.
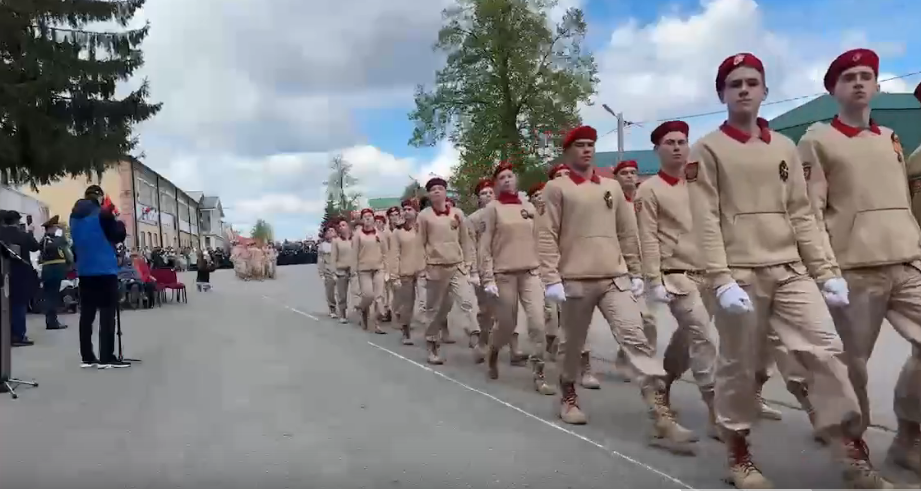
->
[70,185,129,369]
[0,210,41,346]
[38,215,73,330]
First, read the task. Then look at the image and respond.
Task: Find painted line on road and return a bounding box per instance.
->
[367,341,697,491]
[261,295,320,321]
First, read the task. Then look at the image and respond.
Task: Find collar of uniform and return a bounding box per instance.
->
[657,170,681,186]
[402,221,415,231]
[719,117,772,144]
[360,227,376,236]
[623,192,633,203]
[496,192,521,205]
[568,170,601,185]
[432,205,451,217]
[830,116,881,137]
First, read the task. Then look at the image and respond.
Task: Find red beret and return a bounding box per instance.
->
[386,206,401,215]
[400,198,417,209]
[716,53,765,93]
[527,182,545,197]
[562,125,598,148]
[446,198,455,206]
[915,81,921,104]
[425,177,448,191]
[548,163,569,179]
[473,178,493,195]
[492,161,515,179]
[613,160,638,174]
[824,49,879,93]
[374,214,386,222]
[360,208,374,217]
[650,120,689,145]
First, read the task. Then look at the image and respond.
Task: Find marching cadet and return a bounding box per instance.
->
[611,159,660,384]
[911,82,921,226]
[386,206,404,323]
[390,199,425,345]
[529,181,558,362]
[636,120,719,439]
[465,177,499,362]
[801,48,919,486]
[331,217,357,323]
[479,162,556,395]
[418,177,478,365]
[539,125,696,455]
[688,52,864,489]
[353,209,388,334]
[547,162,601,389]
[374,213,393,323]
[318,225,338,318]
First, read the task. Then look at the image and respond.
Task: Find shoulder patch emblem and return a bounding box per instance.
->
[634,199,642,213]
[893,133,904,163]
[779,160,789,182]
[603,190,614,209]
[685,162,699,182]
[910,177,921,197]
[803,162,812,181]
[477,219,486,233]
[520,209,533,220]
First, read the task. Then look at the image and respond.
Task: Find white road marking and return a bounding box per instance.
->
[264,294,696,490]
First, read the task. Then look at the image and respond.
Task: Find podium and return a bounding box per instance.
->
[0,240,38,399]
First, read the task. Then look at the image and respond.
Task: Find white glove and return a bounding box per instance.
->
[822,277,849,307]
[650,284,672,303]
[716,281,754,314]
[630,278,645,297]
[384,272,391,282]
[484,282,499,297]
[392,277,401,288]
[469,273,481,287]
[545,282,566,303]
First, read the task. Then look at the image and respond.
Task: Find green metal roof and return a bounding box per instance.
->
[367,197,402,210]
[595,150,659,175]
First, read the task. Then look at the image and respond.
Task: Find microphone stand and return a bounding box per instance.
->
[115,301,141,363]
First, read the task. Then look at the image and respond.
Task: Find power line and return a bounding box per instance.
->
[598,70,921,139]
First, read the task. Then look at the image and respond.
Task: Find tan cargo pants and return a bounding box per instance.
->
[559,276,665,389]
[422,264,477,342]
[358,269,385,318]
[490,270,546,357]
[831,262,921,433]
[475,285,497,335]
[655,272,717,389]
[335,268,355,318]
[614,302,659,373]
[713,262,860,435]
[394,274,422,328]
[545,300,559,337]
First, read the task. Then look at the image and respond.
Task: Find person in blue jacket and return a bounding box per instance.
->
[70,185,130,369]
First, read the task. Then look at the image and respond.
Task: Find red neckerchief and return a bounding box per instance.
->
[497,192,521,204]
[658,170,681,186]
[720,117,772,143]
[623,192,633,203]
[432,205,451,217]
[830,116,881,137]
[568,170,601,185]
[361,227,376,236]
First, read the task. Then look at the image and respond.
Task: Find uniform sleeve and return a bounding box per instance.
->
[798,127,840,276]
[465,214,479,274]
[390,232,402,277]
[351,234,360,272]
[687,142,732,288]
[478,205,497,284]
[614,185,642,277]
[330,240,339,270]
[784,138,835,282]
[635,186,662,284]
[457,211,475,273]
[907,145,921,226]
[538,184,563,285]
[418,213,429,264]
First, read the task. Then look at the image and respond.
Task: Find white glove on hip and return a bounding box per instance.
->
[630,277,645,297]
[469,273,481,287]
[545,282,566,303]
[716,281,754,314]
[484,282,499,297]
[822,277,850,307]
[650,284,672,303]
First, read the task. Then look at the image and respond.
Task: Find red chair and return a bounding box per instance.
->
[151,268,187,303]
[133,257,164,307]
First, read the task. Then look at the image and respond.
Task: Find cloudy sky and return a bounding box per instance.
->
[126,0,920,240]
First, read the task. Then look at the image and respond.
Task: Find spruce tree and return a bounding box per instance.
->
[0,0,162,187]
[320,197,340,235]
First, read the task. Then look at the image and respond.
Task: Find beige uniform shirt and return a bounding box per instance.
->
[687,125,834,289]
[636,172,703,285]
[418,206,474,269]
[903,144,921,228]
[330,236,355,271]
[537,173,641,285]
[799,121,921,271]
[352,229,386,272]
[389,224,425,277]
[479,199,540,283]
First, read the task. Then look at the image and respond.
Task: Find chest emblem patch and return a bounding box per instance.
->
[634,199,642,213]
[893,133,904,163]
[803,162,812,181]
[603,191,614,209]
[520,209,533,220]
[779,160,789,182]
[685,162,699,182]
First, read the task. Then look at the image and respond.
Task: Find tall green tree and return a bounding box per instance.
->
[251,219,274,245]
[319,196,340,234]
[408,0,597,207]
[322,154,361,216]
[0,0,162,187]
[401,179,424,201]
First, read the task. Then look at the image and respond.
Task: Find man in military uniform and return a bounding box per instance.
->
[0,210,40,346]
[38,215,73,330]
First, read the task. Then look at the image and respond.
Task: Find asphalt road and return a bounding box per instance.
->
[0,265,915,488]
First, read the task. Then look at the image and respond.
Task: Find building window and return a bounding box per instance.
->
[136,178,156,205]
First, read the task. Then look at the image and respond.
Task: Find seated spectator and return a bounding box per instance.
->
[119,253,157,307]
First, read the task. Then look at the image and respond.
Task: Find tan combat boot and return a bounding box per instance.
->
[580,352,601,389]
[545,335,557,362]
[663,373,679,415]
[644,385,697,455]
[400,325,414,345]
[472,330,488,364]
[329,306,338,318]
[531,358,557,395]
[486,347,500,380]
[426,340,444,365]
[509,333,528,366]
[724,431,773,488]
[701,388,722,442]
[788,382,824,444]
[838,438,895,489]
[559,380,587,425]
[887,420,921,477]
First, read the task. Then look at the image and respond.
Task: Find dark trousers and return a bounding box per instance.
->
[79,275,119,363]
[11,302,27,342]
[42,264,65,327]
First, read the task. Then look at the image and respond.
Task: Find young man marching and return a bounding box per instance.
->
[635,121,719,439]
[318,225,339,317]
[529,180,557,363]
[538,125,695,454]
[330,218,356,324]
[418,177,478,365]
[800,48,919,486]
[389,199,424,345]
[465,177,499,362]
[353,209,388,334]
[687,52,864,489]
[386,206,403,323]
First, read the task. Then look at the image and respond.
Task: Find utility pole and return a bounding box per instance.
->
[602,104,628,162]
